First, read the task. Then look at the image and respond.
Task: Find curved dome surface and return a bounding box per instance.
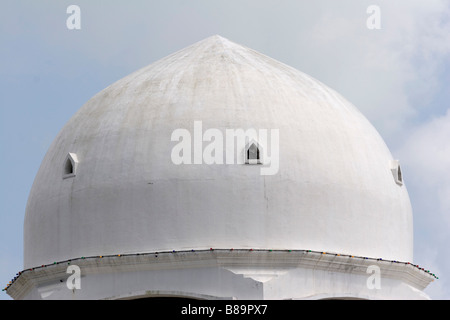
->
[24,35,413,268]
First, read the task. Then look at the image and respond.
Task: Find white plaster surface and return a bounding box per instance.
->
[19,35,422,299]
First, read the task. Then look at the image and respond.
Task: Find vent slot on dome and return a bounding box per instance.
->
[63,153,78,179]
[390,160,403,186]
[245,141,262,165]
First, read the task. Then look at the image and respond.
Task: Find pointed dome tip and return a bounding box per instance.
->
[191,35,235,48]
[206,34,231,42]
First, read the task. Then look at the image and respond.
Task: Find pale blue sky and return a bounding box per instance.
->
[1,0,449,299]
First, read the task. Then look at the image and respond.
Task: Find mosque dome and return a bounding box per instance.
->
[9,36,436,301]
[23,35,413,270]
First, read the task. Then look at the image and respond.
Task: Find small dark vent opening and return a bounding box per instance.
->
[63,153,78,178]
[397,165,403,183]
[64,158,74,175]
[390,160,403,186]
[247,143,260,162]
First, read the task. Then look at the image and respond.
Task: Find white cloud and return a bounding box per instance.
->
[289,1,450,143]
[399,110,450,216]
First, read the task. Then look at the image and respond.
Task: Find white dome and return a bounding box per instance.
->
[24,35,413,269]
